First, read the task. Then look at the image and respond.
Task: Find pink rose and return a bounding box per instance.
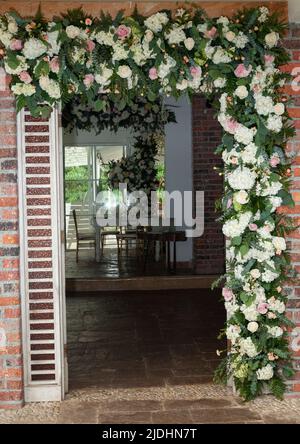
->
[85,18,92,26]
[49,57,60,73]
[264,54,275,65]
[10,39,23,51]
[249,223,258,231]
[86,39,95,52]
[270,155,280,168]
[205,26,217,39]
[234,63,252,78]
[257,303,269,315]
[19,71,32,84]
[149,67,158,80]
[83,74,94,88]
[190,66,202,78]
[222,287,234,302]
[116,24,131,40]
[225,118,240,134]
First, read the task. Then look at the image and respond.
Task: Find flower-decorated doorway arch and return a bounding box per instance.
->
[0,3,296,401]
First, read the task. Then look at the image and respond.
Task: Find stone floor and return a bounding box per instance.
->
[1,289,300,424]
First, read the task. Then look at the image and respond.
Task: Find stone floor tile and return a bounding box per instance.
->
[152,411,194,424]
[57,401,99,424]
[190,407,262,424]
[98,411,153,424]
[163,398,236,411]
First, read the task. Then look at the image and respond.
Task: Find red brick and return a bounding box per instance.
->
[0,197,17,208]
[1,234,18,245]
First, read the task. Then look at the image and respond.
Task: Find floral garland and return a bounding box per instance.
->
[62,95,176,135]
[107,136,159,196]
[0,5,296,400]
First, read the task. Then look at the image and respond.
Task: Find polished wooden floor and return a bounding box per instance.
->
[65,248,219,292]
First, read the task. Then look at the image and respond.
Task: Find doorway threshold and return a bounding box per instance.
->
[66,275,219,293]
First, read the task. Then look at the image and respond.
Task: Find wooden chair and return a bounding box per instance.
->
[72,209,96,262]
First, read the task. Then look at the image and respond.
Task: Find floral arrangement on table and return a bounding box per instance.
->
[62,94,176,135]
[107,135,159,196]
[0,4,297,400]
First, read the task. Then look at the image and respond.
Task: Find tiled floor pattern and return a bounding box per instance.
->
[1,289,300,424]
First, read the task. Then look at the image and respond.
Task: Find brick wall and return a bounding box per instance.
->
[0,75,23,408]
[281,25,300,396]
[192,96,225,275]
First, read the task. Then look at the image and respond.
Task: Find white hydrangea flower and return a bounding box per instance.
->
[256,364,274,380]
[222,211,252,238]
[247,321,259,333]
[95,64,113,86]
[39,75,61,99]
[265,31,279,48]
[240,143,258,164]
[11,82,36,96]
[0,29,13,48]
[258,6,269,23]
[212,47,232,64]
[268,196,282,212]
[144,12,169,33]
[23,38,47,59]
[254,94,274,116]
[94,30,114,46]
[234,32,248,49]
[46,30,61,56]
[227,166,256,190]
[225,301,239,318]
[267,326,283,337]
[112,43,129,62]
[234,125,256,145]
[266,114,283,133]
[241,304,258,322]
[261,262,279,283]
[239,337,259,357]
[268,297,285,314]
[166,26,186,45]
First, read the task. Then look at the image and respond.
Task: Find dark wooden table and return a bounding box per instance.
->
[137,230,187,273]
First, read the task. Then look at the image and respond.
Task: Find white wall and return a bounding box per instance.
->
[165,96,193,263]
[63,127,134,150]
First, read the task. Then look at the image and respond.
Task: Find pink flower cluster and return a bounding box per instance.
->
[116,25,131,40]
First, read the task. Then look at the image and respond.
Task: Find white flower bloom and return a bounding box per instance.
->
[166,26,186,45]
[258,6,269,23]
[71,47,85,64]
[261,262,279,283]
[254,94,274,116]
[265,31,279,48]
[269,297,285,314]
[247,321,259,333]
[46,30,61,56]
[227,167,256,190]
[272,236,286,252]
[112,43,129,62]
[23,38,47,59]
[234,190,249,204]
[144,12,169,33]
[225,301,239,318]
[266,114,283,133]
[234,85,248,100]
[242,304,258,322]
[267,326,283,337]
[0,29,13,48]
[273,102,285,116]
[176,79,188,90]
[66,25,81,39]
[240,143,258,164]
[212,47,232,64]
[234,125,256,145]
[95,64,113,86]
[214,77,226,88]
[117,64,132,79]
[222,211,252,238]
[250,269,261,279]
[226,325,241,345]
[239,337,259,357]
[39,76,61,99]
[225,31,235,42]
[217,16,229,26]
[11,82,35,96]
[184,37,195,50]
[256,364,274,380]
[94,30,114,46]
[144,29,154,43]
[234,32,248,49]
[7,17,18,34]
[269,196,282,212]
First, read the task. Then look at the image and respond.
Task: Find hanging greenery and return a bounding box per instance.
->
[62,94,176,135]
[0,4,297,401]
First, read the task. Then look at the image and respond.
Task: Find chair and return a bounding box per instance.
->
[100,226,120,254]
[72,209,96,262]
[116,226,145,256]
